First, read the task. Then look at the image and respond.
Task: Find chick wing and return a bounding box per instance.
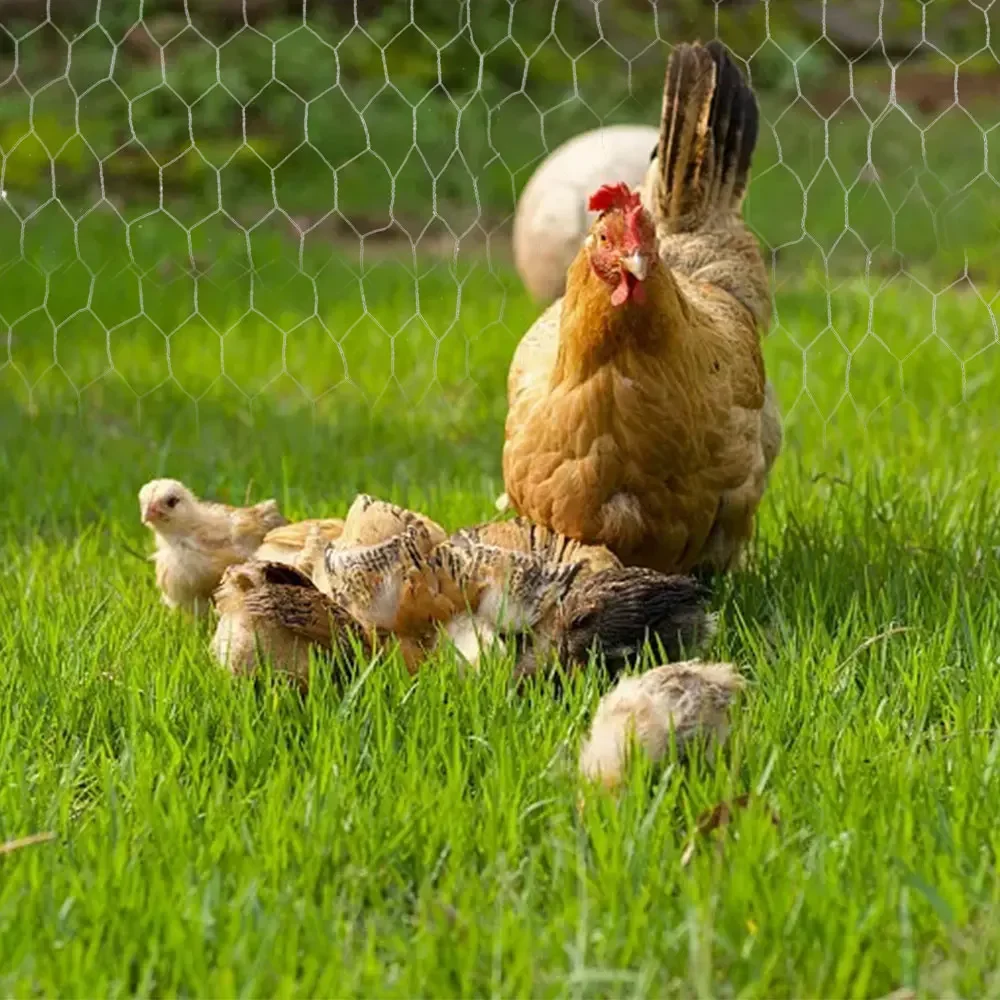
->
[451,516,621,574]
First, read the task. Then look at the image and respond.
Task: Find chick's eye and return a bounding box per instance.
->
[165,496,180,509]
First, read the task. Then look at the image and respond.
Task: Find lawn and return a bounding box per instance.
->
[2,117,1000,995]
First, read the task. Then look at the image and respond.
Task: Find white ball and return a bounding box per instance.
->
[511,124,660,304]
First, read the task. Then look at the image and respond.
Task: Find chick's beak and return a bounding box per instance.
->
[621,250,648,282]
[141,502,160,524]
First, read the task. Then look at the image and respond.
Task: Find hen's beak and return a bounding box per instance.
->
[621,250,648,282]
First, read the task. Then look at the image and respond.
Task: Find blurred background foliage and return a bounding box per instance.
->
[0,0,997,276]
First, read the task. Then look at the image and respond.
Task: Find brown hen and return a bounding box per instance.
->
[502,41,782,575]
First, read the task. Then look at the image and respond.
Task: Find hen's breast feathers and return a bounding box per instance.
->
[502,253,767,570]
[509,268,760,461]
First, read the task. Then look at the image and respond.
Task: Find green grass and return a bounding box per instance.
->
[1,192,1000,997]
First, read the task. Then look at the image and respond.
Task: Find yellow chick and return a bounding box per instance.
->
[138,478,287,613]
[578,661,744,791]
[337,493,446,550]
[253,517,345,570]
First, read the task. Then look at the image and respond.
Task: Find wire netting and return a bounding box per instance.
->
[0,0,997,422]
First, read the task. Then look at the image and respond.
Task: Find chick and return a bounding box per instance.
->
[424,539,582,671]
[272,495,429,595]
[450,516,622,575]
[578,661,744,791]
[297,522,334,593]
[253,518,345,569]
[210,560,373,687]
[337,493,446,550]
[437,519,614,673]
[439,611,507,672]
[440,539,583,633]
[317,523,581,674]
[292,496,453,672]
[138,478,287,613]
[323,524,459,649]
[514,566,714,681]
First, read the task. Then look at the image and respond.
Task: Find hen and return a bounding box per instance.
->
[138,478,287,613]
[502,41,782,575]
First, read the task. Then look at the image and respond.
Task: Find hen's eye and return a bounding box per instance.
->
[598,233,607,244]
[165,496,180,509]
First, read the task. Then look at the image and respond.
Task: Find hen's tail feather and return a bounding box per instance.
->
[707,40,759,209]
[654,40,758,231]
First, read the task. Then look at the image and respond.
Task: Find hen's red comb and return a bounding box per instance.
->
[588,182,641,215]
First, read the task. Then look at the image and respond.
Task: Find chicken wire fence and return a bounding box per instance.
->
[0,0,998,420]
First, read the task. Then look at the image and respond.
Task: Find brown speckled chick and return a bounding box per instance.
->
[139,478,287,613]
[305,494,456,671]
[450,517,622,575]
[514,566,715,682]
[326,525,458,636]
[308,493,446,598]
[440,538,583,633]
[437,517,619,670]
[578,660,744,791]
[433,537,584,670]
[210,560,375,687]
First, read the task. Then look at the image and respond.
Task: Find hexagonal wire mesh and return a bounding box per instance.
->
[0,0,997,425]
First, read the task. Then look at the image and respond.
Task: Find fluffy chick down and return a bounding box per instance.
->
[514,566,715,682]
[139,477,286,613]
[578,661,744,791]
[253,518,345,570]
[440,612,507,672]
[210,560,373,687]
